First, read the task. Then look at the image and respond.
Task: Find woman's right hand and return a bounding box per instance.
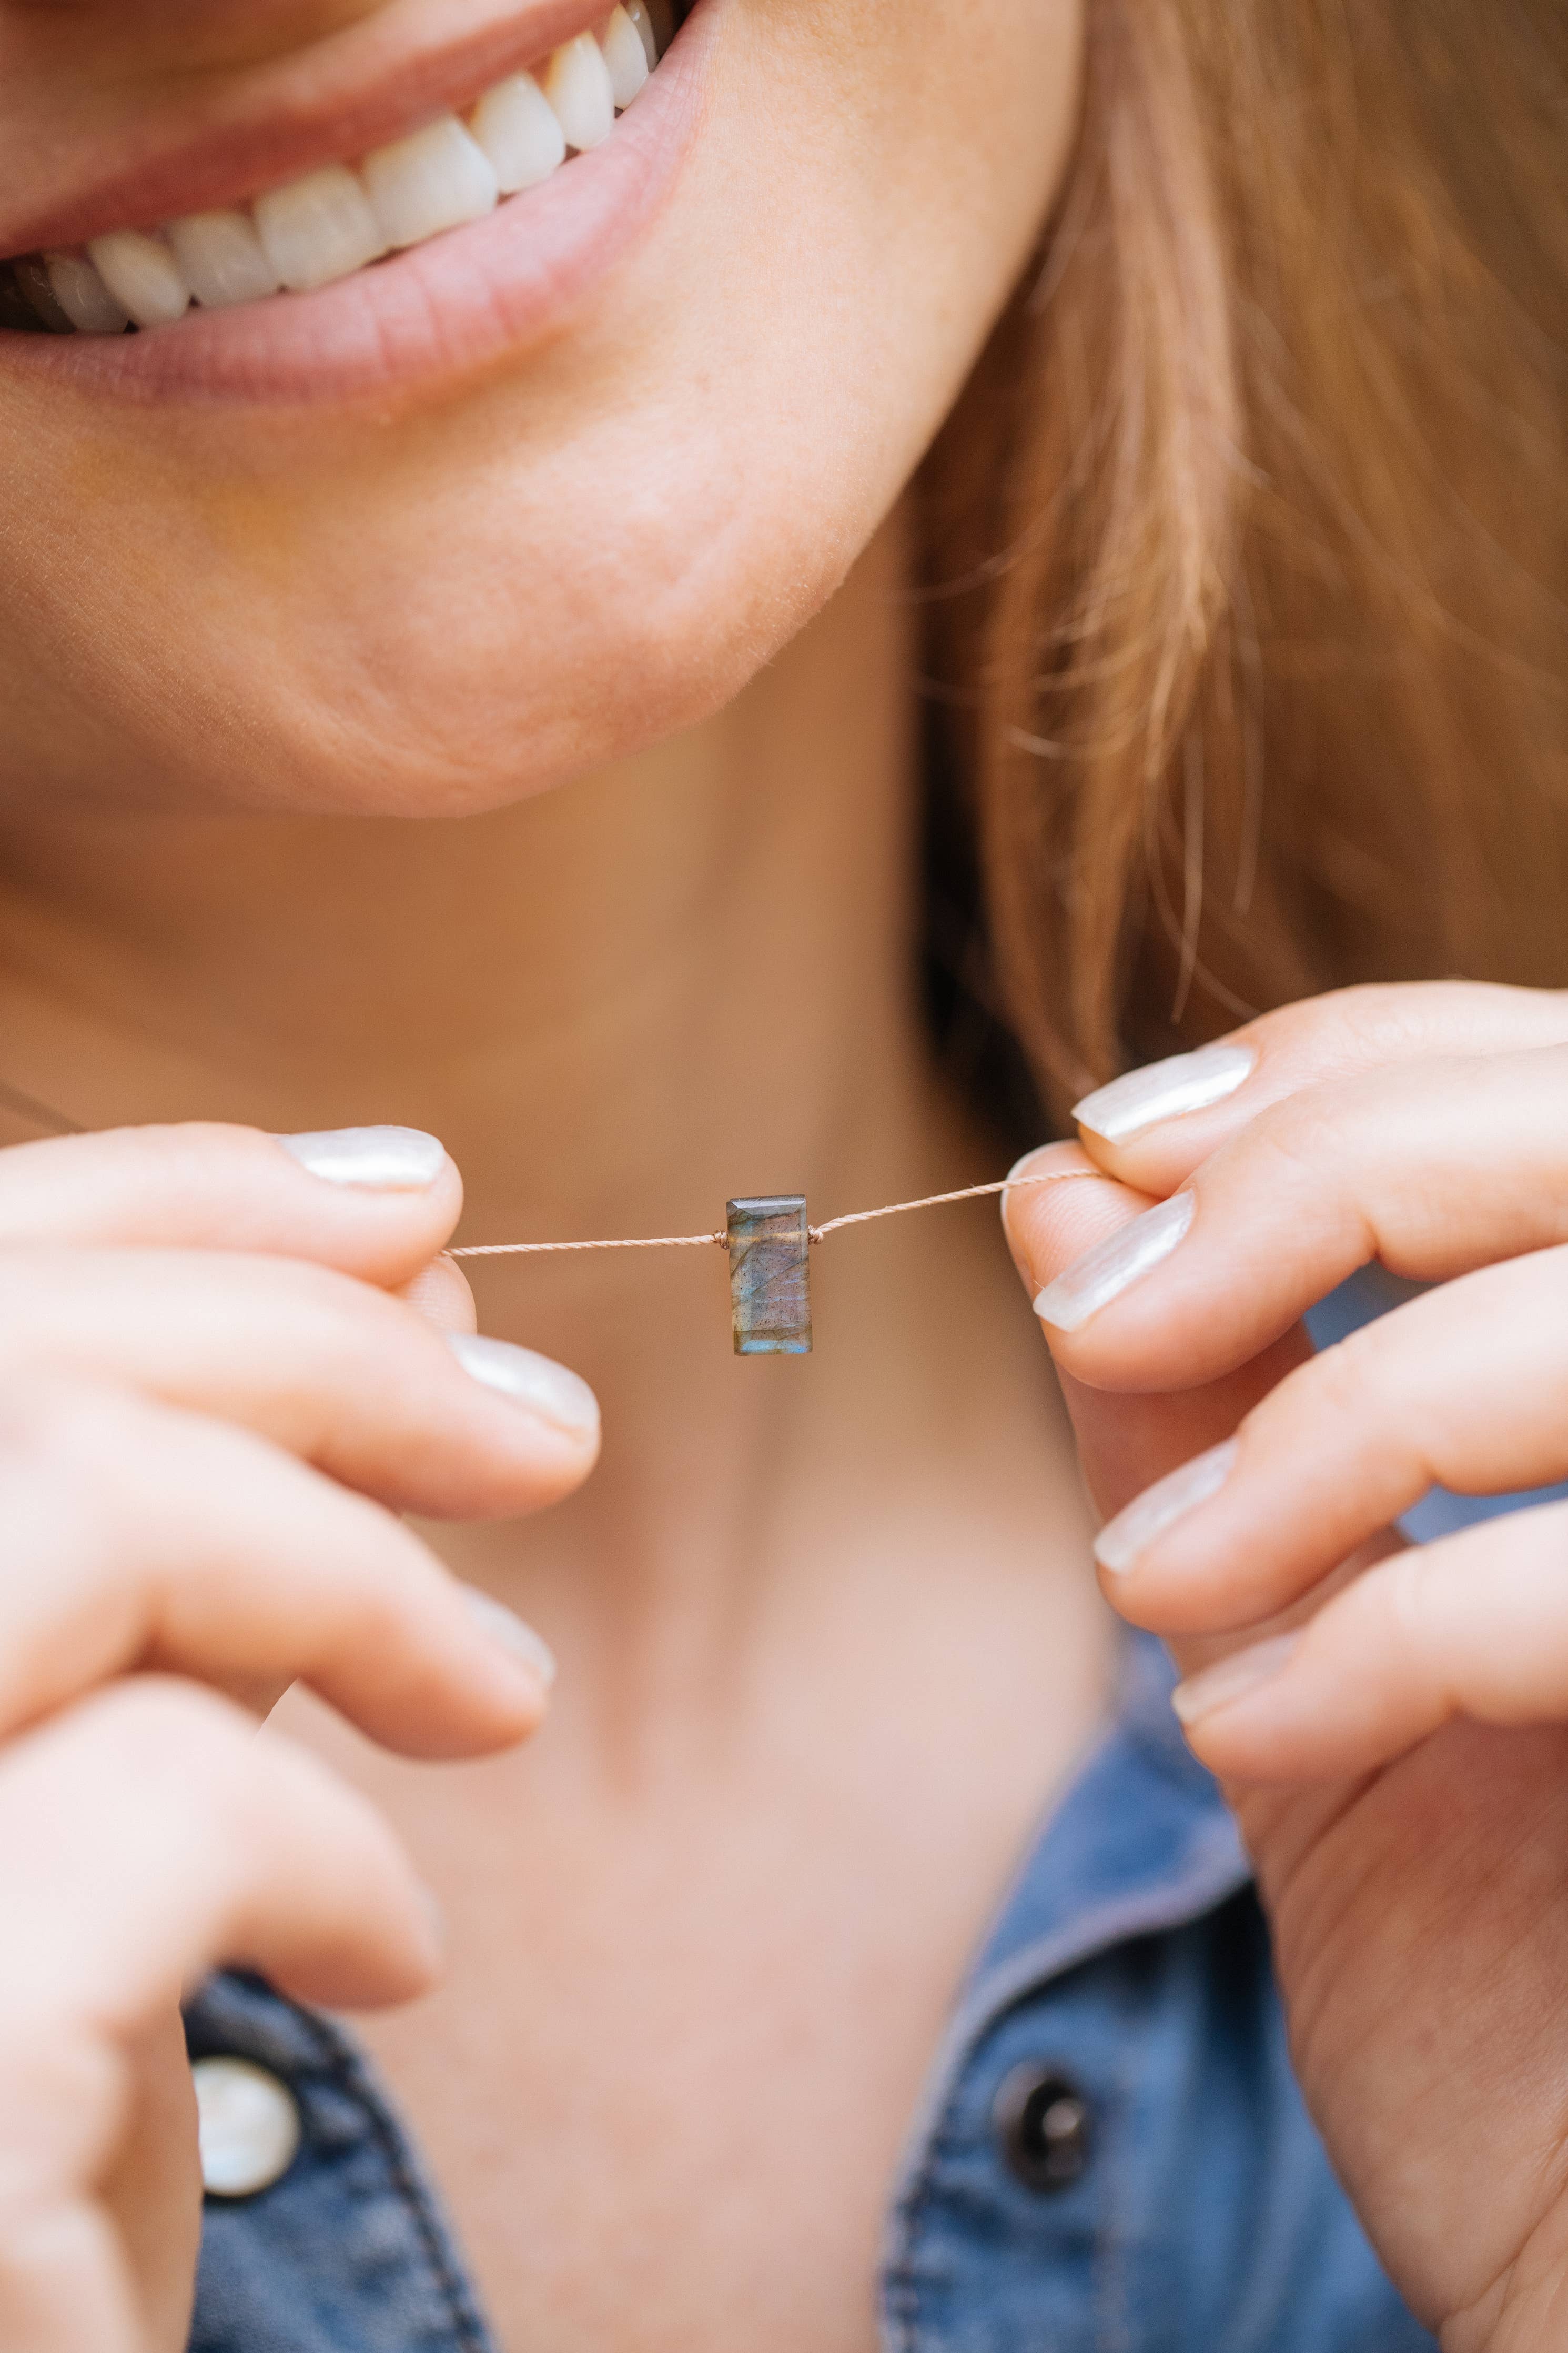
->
[0,1121,600,2353]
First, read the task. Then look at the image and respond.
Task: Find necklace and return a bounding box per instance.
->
[452,1173,1087,1356]
[0,1078,1087,1357]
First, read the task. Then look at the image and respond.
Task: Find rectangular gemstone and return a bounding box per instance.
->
[726,1195,812,1356]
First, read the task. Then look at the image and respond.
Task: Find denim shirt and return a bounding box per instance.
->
[183,1629,1435,2353]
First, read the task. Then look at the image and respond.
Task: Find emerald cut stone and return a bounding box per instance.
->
[726,1195,812,1355]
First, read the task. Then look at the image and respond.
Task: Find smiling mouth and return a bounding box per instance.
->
[1,1,692,339]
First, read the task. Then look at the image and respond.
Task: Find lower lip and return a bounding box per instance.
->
[0,3,715,409]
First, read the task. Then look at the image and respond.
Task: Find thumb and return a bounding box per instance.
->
[1003,1142,1313,1524]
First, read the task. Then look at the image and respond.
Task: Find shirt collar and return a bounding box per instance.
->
[884,1631,1250,2199]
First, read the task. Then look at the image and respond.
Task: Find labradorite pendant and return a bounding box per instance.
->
[726,1195,812,1355]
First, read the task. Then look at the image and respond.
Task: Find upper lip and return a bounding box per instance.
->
[3,0,617,260]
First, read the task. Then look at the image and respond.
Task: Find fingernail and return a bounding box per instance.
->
[278,1126,447,1191]
[446,1332,600,1441]
[461,1588,558,1688]
[1171,1633,1299,1726]
[1033,1192,1195,1332]
[1095,1439,1239,1574]
[1073,1044,1256,1143]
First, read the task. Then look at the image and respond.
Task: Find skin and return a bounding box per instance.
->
[1006,982,1568,2351]
[0,10,1561,2353]
[0,5,1103,2350]
[0,0,1079,813]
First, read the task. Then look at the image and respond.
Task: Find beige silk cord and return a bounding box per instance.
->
[447,1170,1099,1258]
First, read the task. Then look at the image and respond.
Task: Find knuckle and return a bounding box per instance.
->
[0,1374,86,1465]
[1289,1327,1386,1446]
[1244,980,1493,1086]
[1238,983,1402,1061]
[0,1384,165,1554]
[319,1537,431,1659]
[77,1678,256,1806]
[0,1377,141,1473]
[1234,1091,1383,1249]
[0,2028,118,2144]
[1376,1545,1433,1647]
[0,2043,124,2213]
[1315,1314,1436,1476]
[1242,1097,1353,1193]
[0,1388,122,1531]
[1326,983,1438,1061]
[69,1682,346,1892]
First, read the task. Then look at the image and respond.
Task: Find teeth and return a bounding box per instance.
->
[44,250,129,334]
[254,165,388,293]
[469,73,568,194]
[5,12,672,335]
[600,8,651,107]
[362,115,499,252]
[166,210,281,309]
[14,256,74,333]
[86,229,190,328]
[624,2,660,72]
[542,33,617,152]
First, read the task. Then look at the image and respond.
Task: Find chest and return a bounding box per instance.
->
[346,1782,1008,2353]
[268,1540,1114,2353]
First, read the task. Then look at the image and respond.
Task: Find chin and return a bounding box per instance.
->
[0,0,1080,821]
[20,421,866,822]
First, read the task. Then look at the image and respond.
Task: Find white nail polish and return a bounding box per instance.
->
[1095,1440,1239,1574]
[1171,1633,1300,1726]
[1033,1192,1195,1332]
[447,1332,600,1440]
[1073,1044,1256,1144]
[462,1588,558,1686]
[278,1126,446,1190]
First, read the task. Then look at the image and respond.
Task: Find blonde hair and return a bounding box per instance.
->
[924,0,1568,1128]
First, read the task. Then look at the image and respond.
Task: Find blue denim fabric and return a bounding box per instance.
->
[184,1631,1435,2352]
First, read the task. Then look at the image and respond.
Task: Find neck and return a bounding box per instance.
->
[0,511,1062,1683]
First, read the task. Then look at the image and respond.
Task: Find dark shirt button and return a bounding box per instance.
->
[993,2063,1093,2194]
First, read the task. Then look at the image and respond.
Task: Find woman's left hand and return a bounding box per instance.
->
[1005,980,1568,2353]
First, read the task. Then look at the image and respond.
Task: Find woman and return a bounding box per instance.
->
[0,0,1564,2345]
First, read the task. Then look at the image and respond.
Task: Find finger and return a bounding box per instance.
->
[1003,1143,1313,1520]
[1093,1246,1568,1632]
[0,1681,439,2347]
[0,1121,463,1289]
[0,1682,440,2026]
[0,1249,599,1519]
[0,1382,554,1755]
[394,1250,479,1334]
[1026,1044,1568,1394]
[1167,1497,1568,1782]
[98,2010,203,2353]
[1070,979,1568,1193]
[0,2193,139,2353]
